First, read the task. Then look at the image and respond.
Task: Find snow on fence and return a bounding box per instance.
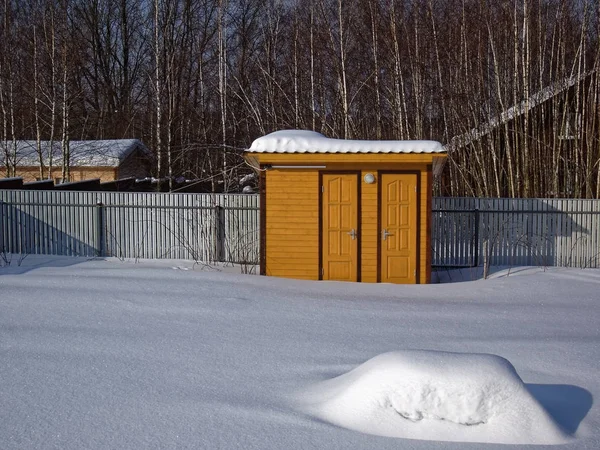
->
[432,197,600,269]
[0,190,259,264]
[1,191,599,269]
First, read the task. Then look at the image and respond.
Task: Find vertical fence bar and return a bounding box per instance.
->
[0,199,5,256]
[96,201,104,257]
[214,205,225,262]
[473,208,479,267]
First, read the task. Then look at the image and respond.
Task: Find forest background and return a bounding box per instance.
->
[1,0,599,198]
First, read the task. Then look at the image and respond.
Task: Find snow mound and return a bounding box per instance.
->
[296,350,569,445]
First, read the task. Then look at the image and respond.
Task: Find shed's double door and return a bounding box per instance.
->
[321,173,417,283]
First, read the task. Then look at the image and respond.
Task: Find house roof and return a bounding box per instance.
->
[248,130,445,154]
[446,70,596,150]
[1,139,151,167]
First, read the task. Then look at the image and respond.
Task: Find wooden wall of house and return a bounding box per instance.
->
[360,169,378,282]
[11,166,117,183]
[260,155,439,284]
[264,169,320,279]
[422,167,433,284]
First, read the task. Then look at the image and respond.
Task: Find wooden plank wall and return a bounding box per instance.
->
[419,169,430,283]
[264,170,319,279]
[360,170,378,282]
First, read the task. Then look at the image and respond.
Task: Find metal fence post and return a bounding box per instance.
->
[214,205,225,262]
[473,208,480,267]
[0,200,5,255]
[96,201,105,257]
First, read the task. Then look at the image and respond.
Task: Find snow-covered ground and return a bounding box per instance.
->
[1,256,599,449]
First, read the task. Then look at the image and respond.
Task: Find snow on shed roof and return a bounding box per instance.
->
[248,130,445,154]
[1,139,150,167]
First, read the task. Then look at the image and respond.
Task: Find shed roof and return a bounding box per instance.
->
[1,139,151,167]
[248,130,445,154]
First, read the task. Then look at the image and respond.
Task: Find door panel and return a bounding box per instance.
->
[322,174,358,281]
[380,174,417,283]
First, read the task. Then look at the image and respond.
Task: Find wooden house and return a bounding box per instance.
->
[1,139,152,183]
[244,130,447,284]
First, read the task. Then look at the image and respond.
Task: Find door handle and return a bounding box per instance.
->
[347,228,357,240]
[382,229,392,240]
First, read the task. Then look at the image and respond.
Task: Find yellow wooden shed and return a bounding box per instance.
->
[244,130,447,284]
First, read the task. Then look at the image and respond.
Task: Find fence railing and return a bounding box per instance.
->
[432,197,600,269]
[0,190,259,264]
[2,192,599,269]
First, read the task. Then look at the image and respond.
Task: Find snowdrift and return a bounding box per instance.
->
[296,350,569,445]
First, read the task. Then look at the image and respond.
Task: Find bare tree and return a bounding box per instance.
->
[0,0,599,197]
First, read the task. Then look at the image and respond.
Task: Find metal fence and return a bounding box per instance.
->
[2,191,599,269]
[432,197,600,268]
[0,190,259,263]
